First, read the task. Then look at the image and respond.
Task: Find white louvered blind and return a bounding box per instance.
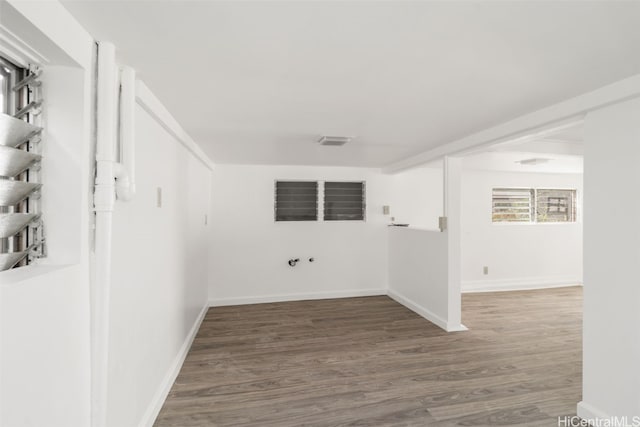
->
[536,189,576,223]
[0,57,45,271]
[492,188,577,224]
[492,188,534,223]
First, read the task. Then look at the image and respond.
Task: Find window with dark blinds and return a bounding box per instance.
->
[274,181,318,221]
[324,181,365,221]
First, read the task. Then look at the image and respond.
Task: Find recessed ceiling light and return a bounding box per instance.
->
[516,158,552,165]
[317,136,352,146]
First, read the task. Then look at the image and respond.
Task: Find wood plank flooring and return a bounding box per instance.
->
[154,287,582,426]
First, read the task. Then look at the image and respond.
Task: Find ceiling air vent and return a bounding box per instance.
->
[317,136,352,146]
[516,158,552,165]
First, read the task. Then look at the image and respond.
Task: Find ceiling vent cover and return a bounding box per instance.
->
[317,136,351,146]
[517,158,552,165]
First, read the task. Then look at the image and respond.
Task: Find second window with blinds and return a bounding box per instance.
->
[275,181,365,222]
[492,188,577,223]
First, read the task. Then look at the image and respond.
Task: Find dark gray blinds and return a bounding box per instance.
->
[324,181,365,221]
[275,181,318,221]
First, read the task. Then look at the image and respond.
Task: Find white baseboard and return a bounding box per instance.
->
[387,289,451,332]
[577,401,613,424]
[139,302,209,427]
[209,288,387,307]
[462,277,583,293]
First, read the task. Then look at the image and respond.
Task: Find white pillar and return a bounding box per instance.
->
[444,156,466,331]
[579,97,640,420]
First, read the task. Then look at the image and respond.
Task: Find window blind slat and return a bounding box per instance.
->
[0,113,42,148]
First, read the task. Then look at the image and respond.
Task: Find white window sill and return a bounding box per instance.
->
[0,263,76,286]
[492,221,581,226]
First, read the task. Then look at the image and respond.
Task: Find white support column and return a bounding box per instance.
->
[444,156,466,332]
[579,97,640,421]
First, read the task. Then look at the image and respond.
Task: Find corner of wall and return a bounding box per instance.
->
[577,401,613,426]
[138,302,209,427]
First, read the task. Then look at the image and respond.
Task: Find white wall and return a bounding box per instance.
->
[209,165,391,304]
[579,97,640,421]
[1,3,213,427]
[106,102,212,427]
[388,166,443,230]
[0,2,94,426]
[388,228,450,330]
[461,169,583,292]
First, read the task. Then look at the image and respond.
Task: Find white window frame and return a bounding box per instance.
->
[492,187,578,225]
[274,180,366,222]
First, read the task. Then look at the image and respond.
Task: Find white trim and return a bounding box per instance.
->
[5,0,94,69]
[462,277,582,293]
[577,401,613,424]
[135,81,215,171]
[138,303,209,427]
[0,26,48,66]
[384,73,640,173]
[388,289,447,331]
[444,157,464,332]
[209,288,386,307]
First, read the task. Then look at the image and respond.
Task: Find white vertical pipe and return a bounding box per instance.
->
[92,41,118,427]
[114,66,136,201]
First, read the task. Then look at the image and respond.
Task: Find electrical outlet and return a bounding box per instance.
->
[157,187,162,208]
[204,214,208,225]
[483,266,489,275]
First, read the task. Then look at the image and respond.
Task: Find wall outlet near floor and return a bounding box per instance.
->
[483,266,489,275]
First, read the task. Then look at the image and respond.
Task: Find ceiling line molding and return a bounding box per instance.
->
[383,73,640,174]
[0,25,48,67]
[135,81,215,171]
[5,0,93,69]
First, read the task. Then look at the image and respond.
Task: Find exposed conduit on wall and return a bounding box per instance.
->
[91,41,136,427]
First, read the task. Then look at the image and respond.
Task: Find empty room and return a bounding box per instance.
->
[1,1,639,427]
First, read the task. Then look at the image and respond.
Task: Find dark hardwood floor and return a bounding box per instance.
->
[154,287,582,426]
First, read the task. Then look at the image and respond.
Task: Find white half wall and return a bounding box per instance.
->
[387,227,452,330]
[579,97,640,421]
[461,170,583,292]
[388,166,443,230]
[106,101,212,427]
[208,165,391,305]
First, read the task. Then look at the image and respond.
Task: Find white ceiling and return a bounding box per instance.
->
[489,122,584,156]
[61,1,640,168]
[462,151,583,174]
[462,122,584,174]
